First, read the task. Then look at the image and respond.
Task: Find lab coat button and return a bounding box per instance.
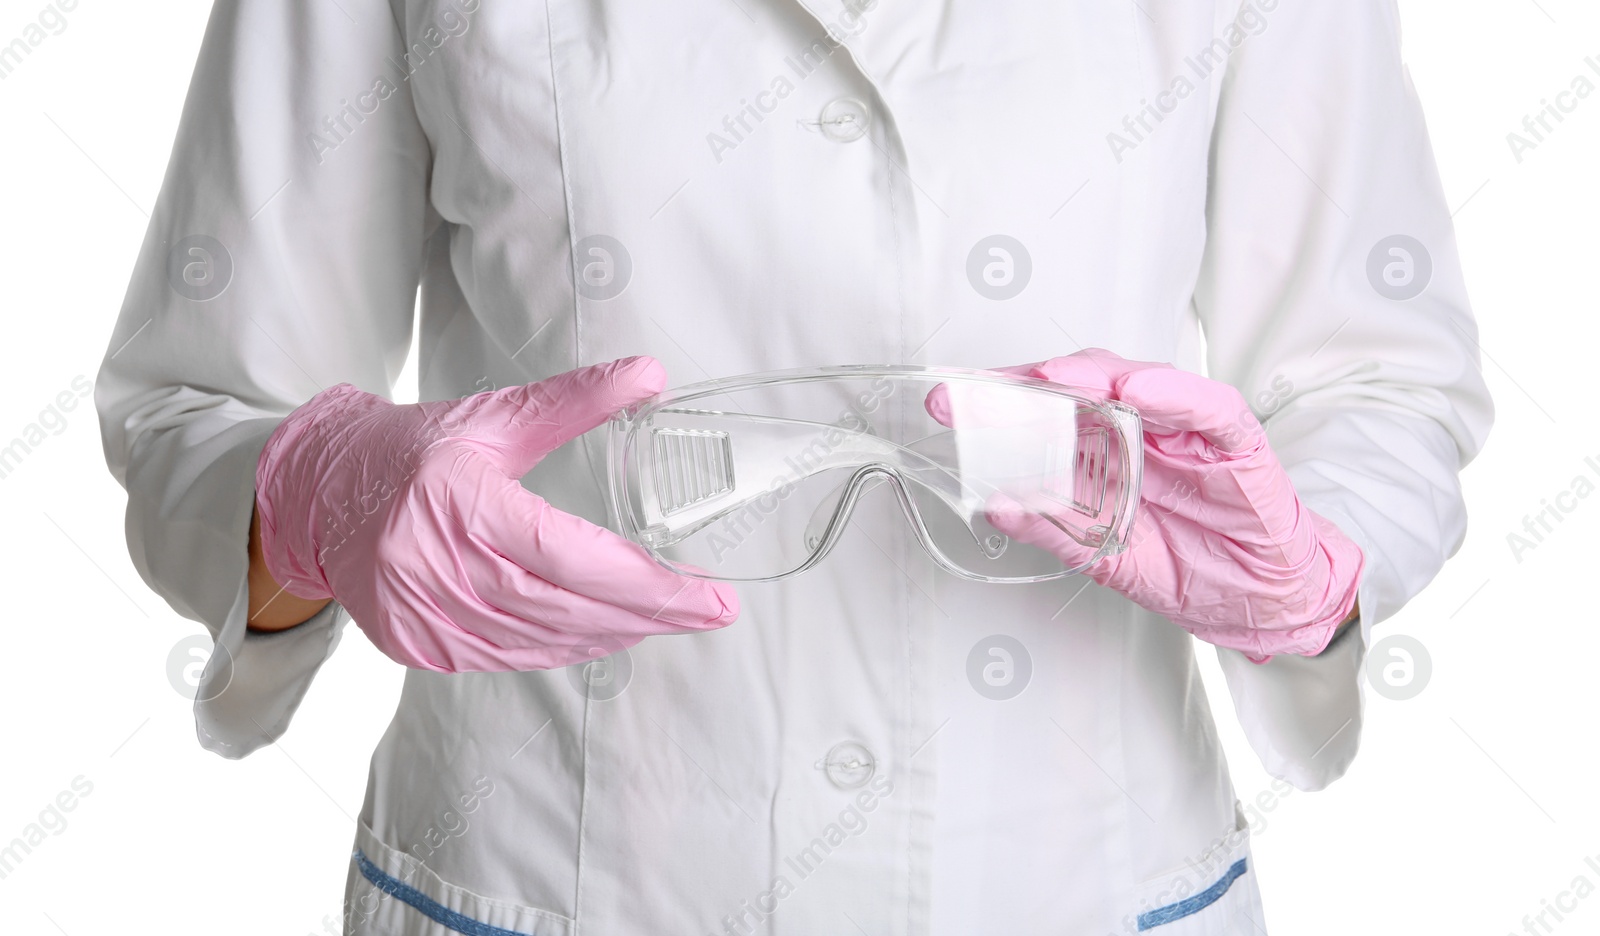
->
[819,740,876,788]
[818,97,870,142]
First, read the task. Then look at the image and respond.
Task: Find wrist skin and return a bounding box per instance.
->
[246,505,331,633]
[1316,598,1361,653]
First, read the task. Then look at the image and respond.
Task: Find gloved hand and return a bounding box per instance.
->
[254,356,738,672]
[949,349,1363,662]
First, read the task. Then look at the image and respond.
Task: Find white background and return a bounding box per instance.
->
[0,1,1595,934]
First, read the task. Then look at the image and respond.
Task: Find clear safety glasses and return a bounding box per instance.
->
[605,366,1142,583]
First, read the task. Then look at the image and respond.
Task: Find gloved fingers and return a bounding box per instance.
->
[466,473,740,630]
[924,363,1043,427]
[448,356,668,474]
[1110,368,1264,454]
[922,379,1070,431]
[1132,417,1319,557]
[991,488,1250,609]
[923,348,1157,428]
[1028,348,1170,397]
[983,491,1122,583]
[365,581,657,673]
[455,556,733,652]
[1136,456,1267,539]
[1130,475,1309,588]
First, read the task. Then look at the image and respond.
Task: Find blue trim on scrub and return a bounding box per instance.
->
[353,849,537,936]
[1136,858,1248,931]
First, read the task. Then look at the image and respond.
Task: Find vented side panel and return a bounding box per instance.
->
[652,428,735,515]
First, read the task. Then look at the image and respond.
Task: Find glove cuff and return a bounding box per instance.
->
[254,384,384,602]
[1296,508,1366,656]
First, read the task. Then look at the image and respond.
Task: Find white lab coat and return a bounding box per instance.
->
[96,0,1492,932]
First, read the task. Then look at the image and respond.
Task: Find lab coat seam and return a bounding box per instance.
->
[542,0,610,518]
[542,0,582,377]
[880,88,921,936]
[881,100,908,367]
[539,3,589,926]
[1115,597,1141,929]
[572,659,593,931]
[902,533,912,936]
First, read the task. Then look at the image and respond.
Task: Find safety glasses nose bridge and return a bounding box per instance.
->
[795,462,1020,583]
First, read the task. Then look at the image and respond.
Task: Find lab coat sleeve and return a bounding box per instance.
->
[94,0,433,758]
[1191,0,1493,790]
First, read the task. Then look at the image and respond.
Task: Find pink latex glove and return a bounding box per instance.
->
[254,356,738,672]
[948,349,1363,662]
